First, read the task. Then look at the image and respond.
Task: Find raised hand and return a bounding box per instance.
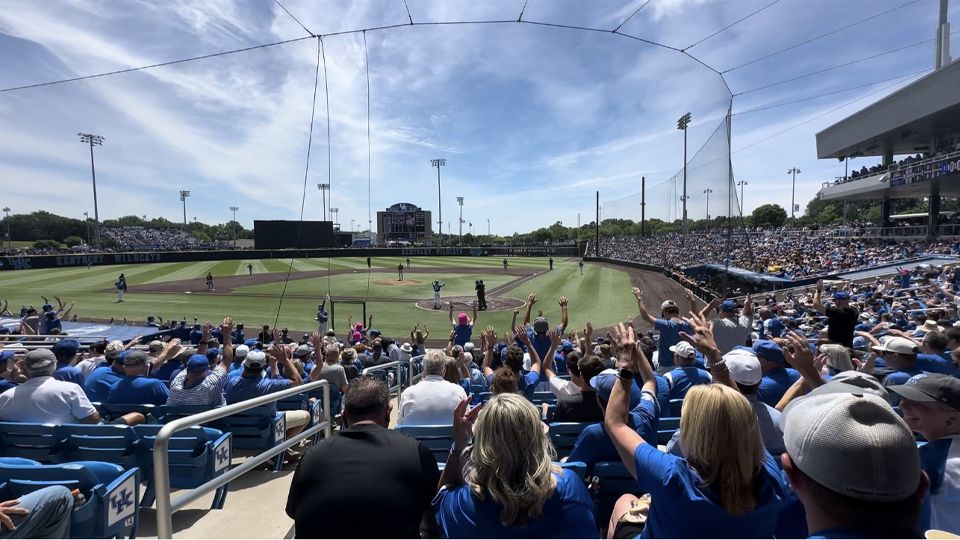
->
[632,287,643,303]
[221,317,234,334]
[452,398,483,451]
[484,326,496,348]
[550,328,562,348]
[537,309,543,318]
[782,331,816,373]
[558,296,568,307]
[679,311,719,355]
[514,325,530,344]
[527,293,537,305]
[608,322,637,368]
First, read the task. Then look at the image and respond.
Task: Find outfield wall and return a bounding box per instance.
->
[0,246,580,271]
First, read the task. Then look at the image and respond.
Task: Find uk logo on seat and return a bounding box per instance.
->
[214,443,231,472]
[107,476,137,527]
[111,489,134,515]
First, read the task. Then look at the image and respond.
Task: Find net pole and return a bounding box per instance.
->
[595,191,600,256]
[723,106,733,298]
[641,176,646,237]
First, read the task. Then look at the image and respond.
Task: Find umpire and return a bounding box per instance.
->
[475,280,487,311]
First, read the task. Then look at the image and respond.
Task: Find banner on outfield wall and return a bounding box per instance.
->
[0,246,580,271]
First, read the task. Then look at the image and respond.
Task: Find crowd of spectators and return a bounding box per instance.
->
[3,261,960,537]
[100,226,229,251]
[827,141,960,187]
[595,230,960,280]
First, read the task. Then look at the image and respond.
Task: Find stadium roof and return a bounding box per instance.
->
[816,60,960,159]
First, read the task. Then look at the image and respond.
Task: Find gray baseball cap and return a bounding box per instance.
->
[805,371,891,404]
[24,349,56,374]
[783,392,920,502]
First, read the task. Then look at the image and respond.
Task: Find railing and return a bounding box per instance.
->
[0,334,112,347]
[398,356,426,413]
[361,360,407,396]
[153,379,333,539]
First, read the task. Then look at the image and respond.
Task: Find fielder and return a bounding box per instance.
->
[115,274,127,302]
[432,280,445,309]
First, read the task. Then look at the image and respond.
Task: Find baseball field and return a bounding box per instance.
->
[0,256,692,339]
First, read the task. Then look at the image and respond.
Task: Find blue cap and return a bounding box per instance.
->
[590,372,643,408]
[186,354,209,373]
[752,340,786,365]
[206,348,221,361]
[720,300,737,312]
[52,339,80,356]
[833,291,850,300]
[561,340,574,352]
[368,328,381,337]
[117,350,130,365]
[0,351,13,363]
[852,336,868,350]
[244,338,258,347]
[41,304,53,312]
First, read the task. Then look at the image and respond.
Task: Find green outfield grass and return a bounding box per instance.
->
[0,256,636,337]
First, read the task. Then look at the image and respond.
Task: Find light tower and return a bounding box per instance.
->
[229,206,239,247]
[456,196,464,245]
[737,180,748,218]
[78,133,105,245]
[431,158,446,246]
[330,207,339,230]
[178,190,191,227]
[703,188,713,220]
[677,112,692,239]
[317,183,330,222]
[2,207,10,249]
[787,167,801,219]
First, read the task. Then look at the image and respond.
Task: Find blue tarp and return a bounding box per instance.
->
[686,264,795,286]
[0,318,167,345]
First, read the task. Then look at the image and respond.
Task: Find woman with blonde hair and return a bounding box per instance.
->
[605,317,790,538]
[433,393,595,537]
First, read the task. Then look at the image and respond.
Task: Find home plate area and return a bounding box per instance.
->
[414,295,525,312]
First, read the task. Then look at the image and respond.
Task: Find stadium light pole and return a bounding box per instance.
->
[703,188,713,220]
[677,112,692,241]
[737,180,748,218]
[431,158,446,247]
[351,218,355,233]
[2,206,10,249]
[229,206,239,248]
[78,133,104,246]
[456,196,464,245]
[317,183,330,222]
[178,190,191,228]
[330,208,339,230]
[787,167,801,219]
[83,211,91,246]
[487,218,490,237]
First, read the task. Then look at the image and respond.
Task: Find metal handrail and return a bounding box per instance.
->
[153,379,332,539]
[361,360,406,394]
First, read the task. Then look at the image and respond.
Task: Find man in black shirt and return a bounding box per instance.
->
[813,280,859,348]
[553,354,605,423]
[286,376,439,538]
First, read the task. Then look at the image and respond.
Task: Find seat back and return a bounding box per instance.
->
[275,393,308,412]
[59,424,140,469]
[549,422,586,460]
[95,403,157,422]
[211,406,284,450]
[657,417,681,445]
[668,399,684,417]
[133,425,232,488]
[156,404,210,423]
[396,425,454,466]
[592,461,642,530]
[532,391,557,406]
[0,422,64,463]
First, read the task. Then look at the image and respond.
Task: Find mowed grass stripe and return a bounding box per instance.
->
[261,259,290,273]
[0,262,182,292]
[208,260,242,277]
[141,261,220,284]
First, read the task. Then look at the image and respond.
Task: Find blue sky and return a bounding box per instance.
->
[0,0,954,234]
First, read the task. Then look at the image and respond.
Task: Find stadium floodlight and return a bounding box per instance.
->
[431,159,446,246]
[2,206,9,249]
[787,168,801,219]
[703,188,713,220]
[229,206,239,247]
[676,113,692,240]
[456,196,464,245]
[78,133,105,246]
[737,180,749,218]
[317,183,330,222]
[487,218,490,237]
[179,190,191,227]
[330,207,339,230]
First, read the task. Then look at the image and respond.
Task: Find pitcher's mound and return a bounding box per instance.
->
[374,279,422,286]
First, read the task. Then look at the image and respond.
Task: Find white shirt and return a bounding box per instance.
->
[713,315,753,354]
[931,434,960,534]
[398,375,466,425]
[166,367,228,407]
[548,374,581,399]
[0,376,97,424]
[76,355,106,377]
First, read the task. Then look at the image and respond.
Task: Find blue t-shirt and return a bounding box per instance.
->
[653,374,670,418]
[106,375,170,406]
[567,390,659,470]
[485,370,542,399]
[666,367,711,401]
[634,444,791,538]
[83,366,123,403]
[916,354,954,375]
[53,365,85,387]
[224,375,292,415]
[173,326,191,341]
[453,324,473,347]
[433,468,596,538]
[151,361,183,382]
[654,319,692,368]
[763,317,786,339]
[758,367,801,407]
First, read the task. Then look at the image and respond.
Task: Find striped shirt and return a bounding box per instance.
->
[166,367,228,407]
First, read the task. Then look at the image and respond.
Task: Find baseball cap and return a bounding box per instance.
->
[104,340,125,360]
[243,338,258,347]
[668,341,696,359]
[124,351,148,367]
[457,313,469,325]
[871,336,918,355]
[400,343,413,353]
[243,350,267,370]
[41,303,53,312]
[0,350,14,363]
[723,348,762,385]
[561,340,574,352]
[368,328,381,337]
[783,392,920,502]
[805,371,890,403]
[532,317,549,334]
[463,342,475,352]
[52,339,80,357]
[590,370,643,408]
[186,354,210,373]
[24,349,56,374]
[661,300,678,311]
[205,348,221,361]
[148,340,163,352]
[752,340,786,365]
[832,291,851,300]
[720,299,737,312]
[888,373,960,411]
[293,345,312,358]
[234,344,250,358]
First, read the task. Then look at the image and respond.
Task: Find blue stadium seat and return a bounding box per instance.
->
[549,422,586,460]
[532,391,557,406]
[156,404,209,423]
[558,460,587,480]
[657,417,681,445]
[94,403,158,423]
[0,460,140,539]
[396,425,454,470]
[59,424,141,470]
[477,392,494,404]
[668,398,684,417]
[133,425,232,510]
[0,422,65,463]
[0,457,41,467]
[591,460,641,533]
[209,406,285,472]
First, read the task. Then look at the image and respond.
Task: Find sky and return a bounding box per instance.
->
[0,0,955,235]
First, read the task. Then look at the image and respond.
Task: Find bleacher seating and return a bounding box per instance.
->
[591,460,641,533]
[60,424,141,470]
[657,417,681,445]
[0,459,140,539]
[209,406,286,472]
[94,403,159,423]
[549,422,585,460]
[133,425,231,510]
[0,421,65,463]
[396,424,455,470]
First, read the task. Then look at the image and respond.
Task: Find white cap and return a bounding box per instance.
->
[872,336,918,355]
[243,350,267,369]
[463,342,475,352]
[668,341,696,359]
[723,348,762,385]
[234,345,249,358]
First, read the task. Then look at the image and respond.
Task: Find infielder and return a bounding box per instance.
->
[432,280,445,309]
